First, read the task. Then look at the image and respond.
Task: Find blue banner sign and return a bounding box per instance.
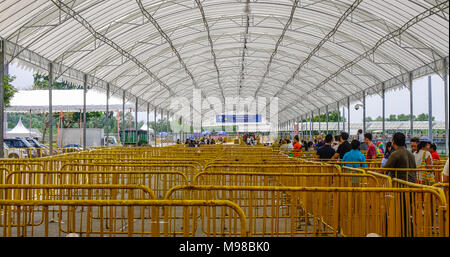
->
[216,114,262,123]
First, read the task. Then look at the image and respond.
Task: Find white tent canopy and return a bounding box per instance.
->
[6,117,42,139]
[6,90,135,113]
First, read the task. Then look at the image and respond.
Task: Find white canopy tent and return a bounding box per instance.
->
[6,117,42,139]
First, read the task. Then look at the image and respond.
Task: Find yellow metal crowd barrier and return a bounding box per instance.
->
[5,170,188,200]
[164,185,447,237]
[0,200,247,237]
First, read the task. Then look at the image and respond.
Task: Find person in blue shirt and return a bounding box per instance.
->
[342,140,367,168]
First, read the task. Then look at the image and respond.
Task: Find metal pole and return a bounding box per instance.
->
[160,108,163,147]
[362,91,366,133]
[409,72,414,139]
[135,97,138,145]
[382,83,386,141]
[147,103,150,145]
[318,109,321,136]
[309,113,312,141]
[105,83,110,147]
[443,58,449,155]
[337,102,340,133]
[342,106,345,134]
[48,63,53,156]
[347,97,350,134]
[428,76,433,142]
[326,105,329,135]
[0,40,5,158]
[83,74,87,150]
[122,91,126,145]
[154,108,157,147]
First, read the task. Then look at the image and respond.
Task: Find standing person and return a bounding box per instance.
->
[376,141,385,156]
[381,142,394,167]
[342,140,367,168]
[443,159,449,183]
[332,132,351,159]
[413,139,434,185]
[293,135,302,157]
[279,140,289,153]
[429,143,440,161]
[410,137,419,153]
[315,134,336,159]
[364,133,377,160]
[316,135,324,148]
[357,129,364,143]
[332,135,340,151]
[383,132,417,237]
[383,133,416,182]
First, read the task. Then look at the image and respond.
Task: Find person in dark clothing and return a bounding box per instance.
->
[315,134,336,159]
[383,132,416,182]
[332,132,351,159]
[383,132,417,237]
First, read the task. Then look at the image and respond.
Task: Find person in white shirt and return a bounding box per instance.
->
[413,139,433,184]
[443,159,449,183]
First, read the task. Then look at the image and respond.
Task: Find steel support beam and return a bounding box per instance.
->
[337,102,340,133]
[135,97,138,144]
[48,63,53,156]
[362,91,366,134]
[409,72,414,138]
[382,83,386,140]
[154,108,157,147]
[444,58,449,155]
[83,74,87,150]
[347,97,350,134]
[428,76,433,142]
[122,91,126,145]
[147,103,150,145]
[326,105,329,135]
[0,40,5,158]
[105,83,110,147]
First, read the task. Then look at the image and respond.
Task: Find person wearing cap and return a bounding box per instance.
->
[413,137,434,185]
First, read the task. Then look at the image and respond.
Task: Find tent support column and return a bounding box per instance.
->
[428,76,433,142]
[337,102,340,133]
[0,40,5,158]
[443,58,449,155]
[147,103,150,145]
[382,83,386,141]
[122,91,126,145]
[83,74,87,150]
[105,83,110,147]
[409,72,414,139]
[135,97,138,145]
[154,108,157,147]
[347,97,350,134]
[48,62,53,156]
[362,91,366,133]
[326,105,329,135]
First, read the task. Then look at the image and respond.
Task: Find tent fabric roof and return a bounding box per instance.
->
[6,90,135,113]
[0,0,448,122]
[7,118,30,134]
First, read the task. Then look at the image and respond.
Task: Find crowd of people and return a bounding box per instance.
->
[279,130,449,184]
[182,136,217,147]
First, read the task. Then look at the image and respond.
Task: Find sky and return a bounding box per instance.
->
[7,62,449,124]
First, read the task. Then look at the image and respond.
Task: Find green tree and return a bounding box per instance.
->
[33,73,80,90]
[365,116,373,122]
[3,75,18,107]
[149,118,171,133]
[415,113,435,121]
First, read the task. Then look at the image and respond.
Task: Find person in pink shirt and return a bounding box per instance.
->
[364,133,377,160]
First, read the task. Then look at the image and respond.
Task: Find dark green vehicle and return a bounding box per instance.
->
[119,128,149,146]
